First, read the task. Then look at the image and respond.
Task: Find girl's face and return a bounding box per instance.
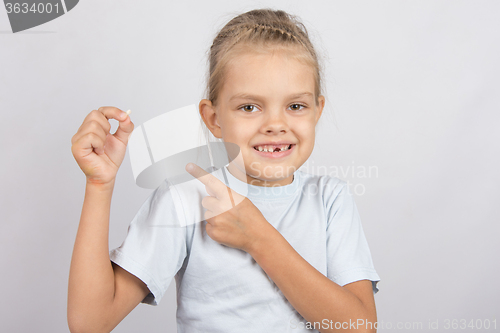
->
[200,48,325,187]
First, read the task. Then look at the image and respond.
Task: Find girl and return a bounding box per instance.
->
[68,9,380,333]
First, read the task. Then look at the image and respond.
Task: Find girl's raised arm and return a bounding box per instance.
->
[68,107,149,333]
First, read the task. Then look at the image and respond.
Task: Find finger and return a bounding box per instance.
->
[204,211,217,224]
[201,195,218,211]
[206,185,217,198]
[185,163,227,199]
[74,131,106,156]
[186,163,239,209]
[205,219,214,235]
[73,111,111,145]
[76,120,108,145]
[83,109,112,132]
[113,112,134,144]
[95,107,134,143]
[97,106,127,122]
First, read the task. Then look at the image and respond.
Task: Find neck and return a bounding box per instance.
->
[226,162,294,187]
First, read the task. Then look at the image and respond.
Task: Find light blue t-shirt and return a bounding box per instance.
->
[109,164,380,332]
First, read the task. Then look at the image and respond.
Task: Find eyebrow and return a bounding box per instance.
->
[229,92,314,102]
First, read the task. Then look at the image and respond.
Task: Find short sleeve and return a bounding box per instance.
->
[326,182,380,294]
[109,180,188,305]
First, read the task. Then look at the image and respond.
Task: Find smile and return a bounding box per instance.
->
[253,144,295,158]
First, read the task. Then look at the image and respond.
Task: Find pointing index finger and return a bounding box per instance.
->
[186,163,235,207]
[186,163,224,192]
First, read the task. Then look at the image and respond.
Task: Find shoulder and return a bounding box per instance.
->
[130,176,203,230]
[296,169,348,201]
[296,169,356,220]
[144,178,181,212]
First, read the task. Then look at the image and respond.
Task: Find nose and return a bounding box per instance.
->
[262,108,288,134]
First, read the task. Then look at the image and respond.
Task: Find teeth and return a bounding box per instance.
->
[255,144,291,152]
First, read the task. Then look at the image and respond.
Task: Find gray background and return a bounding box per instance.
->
[1,0,499,332]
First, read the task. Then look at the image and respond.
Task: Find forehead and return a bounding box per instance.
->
[221,46,316,100]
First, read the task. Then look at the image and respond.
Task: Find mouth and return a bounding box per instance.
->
[252,144,295,158]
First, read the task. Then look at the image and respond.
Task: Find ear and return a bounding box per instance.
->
[315,95,325,124]
[199,99,222,138]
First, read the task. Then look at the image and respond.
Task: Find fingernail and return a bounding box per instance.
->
[186,163,194,171]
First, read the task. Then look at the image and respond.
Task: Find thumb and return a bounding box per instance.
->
[114,110,135,144]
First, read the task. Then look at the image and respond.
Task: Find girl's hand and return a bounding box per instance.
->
[185,163,271,253]
[71,107,134,186]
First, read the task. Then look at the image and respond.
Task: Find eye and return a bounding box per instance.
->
[240,105,259,113]
[288,104,306,111]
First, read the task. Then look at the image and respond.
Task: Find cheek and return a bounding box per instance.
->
[221,119,252,142]
[296,121,316,142]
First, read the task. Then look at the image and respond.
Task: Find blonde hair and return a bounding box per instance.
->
[207,8,322,106]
